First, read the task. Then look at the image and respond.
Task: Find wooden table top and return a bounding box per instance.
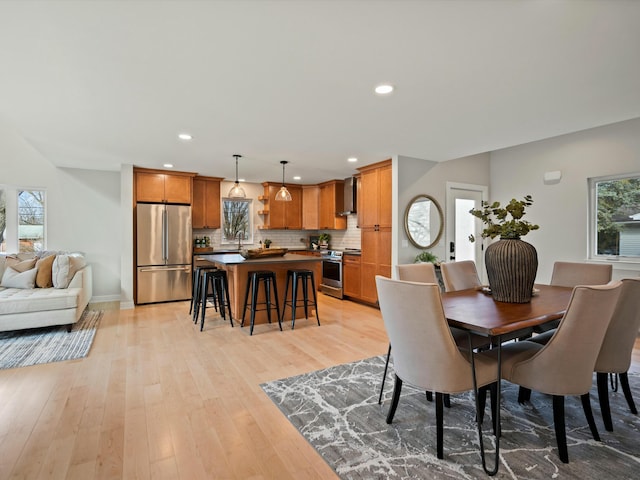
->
[442,284,573,337]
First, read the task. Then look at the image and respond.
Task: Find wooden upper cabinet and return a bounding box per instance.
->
[262,182,302,229]
[357,160,392,228]
[192,176,223,229]
[302,185,320,230]
[318,180,347,230]
[135,168,195,204]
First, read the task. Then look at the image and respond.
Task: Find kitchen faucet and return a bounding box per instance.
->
[236,231,244,250]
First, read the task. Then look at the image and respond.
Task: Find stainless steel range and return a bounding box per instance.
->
[320,250,343,299]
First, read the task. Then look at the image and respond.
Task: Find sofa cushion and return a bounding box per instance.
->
[35,254,56,288]
[52,254,86,289]
[0,286,81,315]
[0,266,38,289]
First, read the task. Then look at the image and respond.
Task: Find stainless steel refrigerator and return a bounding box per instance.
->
[136,203,192,304]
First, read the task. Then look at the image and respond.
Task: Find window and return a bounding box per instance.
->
[221,198,252,245]
[0,186,46,253]
[589,174,640,259]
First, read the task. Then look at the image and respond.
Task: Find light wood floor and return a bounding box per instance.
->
[1,296,638,480]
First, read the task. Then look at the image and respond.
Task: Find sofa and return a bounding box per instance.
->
[0,252,92,332]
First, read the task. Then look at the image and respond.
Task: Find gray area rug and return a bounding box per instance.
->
[0,310,103,369]
[261,356,640,479]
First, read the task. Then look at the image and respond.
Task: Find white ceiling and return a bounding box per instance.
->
[1,0,639,184]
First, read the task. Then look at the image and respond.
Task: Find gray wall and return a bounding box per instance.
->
[0,121,122,302]
[489,117,640,282]
[394,153,491,268]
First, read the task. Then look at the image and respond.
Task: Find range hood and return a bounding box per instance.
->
[339,176,357,216]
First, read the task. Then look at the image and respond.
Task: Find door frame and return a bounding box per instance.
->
[445,182,489,282]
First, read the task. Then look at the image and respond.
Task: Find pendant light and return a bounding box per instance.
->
[275,160,292,201]
[228,154,246,198]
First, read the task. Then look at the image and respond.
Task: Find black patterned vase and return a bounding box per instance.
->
[485,238,538,303]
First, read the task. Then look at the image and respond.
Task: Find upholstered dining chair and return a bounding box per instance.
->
[375,275,499,460]
[485,281,623,463]
[377,264,491,405]
[533,261,613,334]
[377,263,441,402]
[593,277,640,431]
[376,263,443,403]
[440,260,481,292]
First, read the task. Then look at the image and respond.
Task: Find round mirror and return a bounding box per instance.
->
[404,194,444,249]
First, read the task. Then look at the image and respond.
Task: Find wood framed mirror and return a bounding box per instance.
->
[404,194,444,249]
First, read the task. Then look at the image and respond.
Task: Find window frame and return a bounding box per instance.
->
[221,198,253,245]
[588,172,640,263]
[0,185,47,253]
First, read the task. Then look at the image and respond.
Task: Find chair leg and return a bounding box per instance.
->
[281,272,291,323]
[435,392,444,459]
[241,275,252,328]
[597,372,614,432]
[222,275,233,327]
[291,274,298,329]
[386,375,403,424]
[264,278,272,324]
[620,372,638,414]
[552,395,569,463]
[426,391,433,402]
[518,386,532,404]
[310,273,320,325]
[249,275,259,335]
[580,393,600,441]
[378,343,391,405]
[443,394,451,409]
[271,275,282,331]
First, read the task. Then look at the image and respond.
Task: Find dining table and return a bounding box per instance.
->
[440,284,574,475]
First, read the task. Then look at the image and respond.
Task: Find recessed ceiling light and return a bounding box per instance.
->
[293,176,301,181]
[348,157,358,163]
[374,84,394,95]
[178,133,192,140]
[163,163,174,168]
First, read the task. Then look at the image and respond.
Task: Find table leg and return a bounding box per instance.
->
[469,332,501,476]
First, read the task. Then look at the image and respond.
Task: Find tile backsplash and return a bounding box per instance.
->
[194,215,361,250]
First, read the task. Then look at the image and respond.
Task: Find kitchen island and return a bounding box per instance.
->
[201,253,323,328]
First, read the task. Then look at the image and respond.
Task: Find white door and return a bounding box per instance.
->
[445,182,488,282]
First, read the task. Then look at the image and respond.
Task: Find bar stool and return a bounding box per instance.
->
[191,265,218,320]
[281,269,320,329]
[199,269,233,331]
[241,270,282,335]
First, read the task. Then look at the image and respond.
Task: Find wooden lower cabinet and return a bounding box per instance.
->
[360,227,391,305]
[343,254,361,299]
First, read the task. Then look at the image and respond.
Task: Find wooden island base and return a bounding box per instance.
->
[202,253,323,329]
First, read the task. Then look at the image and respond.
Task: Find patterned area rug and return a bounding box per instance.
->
[0,310,103,369]
[261,356,640,479]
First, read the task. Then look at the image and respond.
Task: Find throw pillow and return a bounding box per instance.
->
[52,254,86,289]
[0,266,38,289]
[35,254,56,288]
[8,258,37,273]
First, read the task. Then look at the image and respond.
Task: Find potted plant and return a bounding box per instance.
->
[414,251,439,266]
[263,239,272,249]
[469,195,539,303]
[318,232,330,249]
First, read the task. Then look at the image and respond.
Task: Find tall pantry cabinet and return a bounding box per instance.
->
[357,159,392,305]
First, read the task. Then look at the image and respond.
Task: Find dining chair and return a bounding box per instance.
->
[593,277,640,431]
[486,281,623,463]
[377,264,490,405]
[375,275,498,460]
[440,260,481,292]
[533,261,613,334]
[377,263,441,403]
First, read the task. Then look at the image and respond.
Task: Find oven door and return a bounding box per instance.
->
[322,259,342,288]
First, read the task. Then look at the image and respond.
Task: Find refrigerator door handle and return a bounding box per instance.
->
[139,266,191,272]
[162,207,168,262]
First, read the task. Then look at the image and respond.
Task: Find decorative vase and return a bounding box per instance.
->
[485,238,538,303]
